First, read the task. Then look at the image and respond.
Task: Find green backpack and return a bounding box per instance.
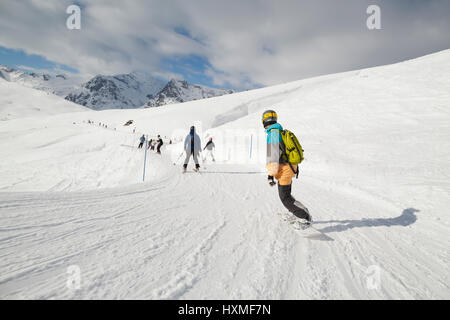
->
[272,129,304,177]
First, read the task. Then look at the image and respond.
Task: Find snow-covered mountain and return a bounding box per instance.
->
[0,64,82,96]
[65,72,166,110]
[145,79,233,107]
[0,65,233,110]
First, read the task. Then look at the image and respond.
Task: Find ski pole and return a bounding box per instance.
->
[173,151,184,165]
[200,149,207,169]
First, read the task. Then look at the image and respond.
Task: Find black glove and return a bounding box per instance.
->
[268,175,276,187]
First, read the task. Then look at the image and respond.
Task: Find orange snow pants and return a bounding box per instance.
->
[267,163,297,186]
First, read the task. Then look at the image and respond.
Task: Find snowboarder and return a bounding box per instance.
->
[156,135,164,154]
[262,110,312,227]
[183,126,201,172]
[138,135,145,149]
[203,137,216,162]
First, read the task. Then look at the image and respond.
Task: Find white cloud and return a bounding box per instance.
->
[151,70,184,82]
[0,0,449,90]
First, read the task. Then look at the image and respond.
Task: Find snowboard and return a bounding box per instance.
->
[277,212,334,241]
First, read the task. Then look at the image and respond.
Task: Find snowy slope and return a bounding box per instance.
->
[145,79,233,107]
[0,49,449,299]
[0,79,88,121]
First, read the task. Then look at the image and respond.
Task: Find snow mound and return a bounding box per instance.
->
[0,80,88,121]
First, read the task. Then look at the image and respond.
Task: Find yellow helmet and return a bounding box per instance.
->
[262,110,277,127]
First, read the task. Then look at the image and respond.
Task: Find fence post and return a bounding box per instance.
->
[143,135,148,182]
[249,134,253,159]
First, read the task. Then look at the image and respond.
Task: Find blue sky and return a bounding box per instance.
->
[0,46,78,75]
[160,54,233,89]
[0,1,449,90]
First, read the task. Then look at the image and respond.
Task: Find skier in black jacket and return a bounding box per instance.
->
[156,135,163,154]
[138,135,145,149]
[203,137,216,162]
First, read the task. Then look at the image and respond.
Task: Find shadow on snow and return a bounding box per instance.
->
[314,208,419,234]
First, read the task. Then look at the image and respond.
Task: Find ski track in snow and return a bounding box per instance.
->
[3,159,445,299]
[1,136,448,300]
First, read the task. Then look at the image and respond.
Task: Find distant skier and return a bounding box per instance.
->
[147,139,153,150]
[183,126,201,172]
[156,135,164,154]
[262,110,312,227]
[203,137,216,162]
[138,135,145,149]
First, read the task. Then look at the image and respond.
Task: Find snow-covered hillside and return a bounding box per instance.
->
[145,79,233,107]
[65,72,166,110]
[0,79,88,120]
[0,49,449,299]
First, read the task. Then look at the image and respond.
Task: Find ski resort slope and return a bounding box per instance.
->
[0,80,88,121]
[0,50,450,299]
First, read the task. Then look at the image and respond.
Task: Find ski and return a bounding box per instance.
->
[182,169,202,174]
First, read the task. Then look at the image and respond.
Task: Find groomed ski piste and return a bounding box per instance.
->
[0,50,449,299]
